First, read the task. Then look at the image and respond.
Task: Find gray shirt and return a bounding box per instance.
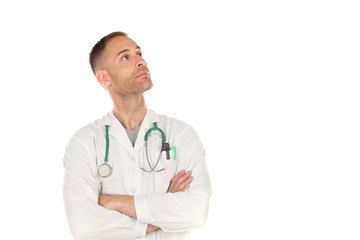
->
[124,126,141,147]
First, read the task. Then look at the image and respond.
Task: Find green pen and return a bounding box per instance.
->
[170,147,176,161]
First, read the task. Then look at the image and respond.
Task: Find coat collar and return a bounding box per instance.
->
[99,108,161,154]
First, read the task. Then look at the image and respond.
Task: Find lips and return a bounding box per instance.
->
[135,71,149,78]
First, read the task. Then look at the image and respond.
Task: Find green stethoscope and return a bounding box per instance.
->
[98,123,171,177]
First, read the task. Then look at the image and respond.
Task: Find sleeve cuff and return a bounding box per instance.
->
[134,220,148,237]
[134,195,151,222]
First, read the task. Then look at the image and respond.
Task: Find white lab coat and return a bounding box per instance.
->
[63,109,211,240]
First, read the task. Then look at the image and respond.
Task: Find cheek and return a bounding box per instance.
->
[117,64,135,77]
[110,68,130,81]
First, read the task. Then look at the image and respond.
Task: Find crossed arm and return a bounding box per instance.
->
[98,170,193,233]
[64,127,210,239]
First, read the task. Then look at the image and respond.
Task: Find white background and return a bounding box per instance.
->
[0,0,359,239]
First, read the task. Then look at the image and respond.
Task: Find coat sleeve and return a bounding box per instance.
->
[63,132,148,240]
[134,125,211,232]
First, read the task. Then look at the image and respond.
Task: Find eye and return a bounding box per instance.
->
[122,55,129,61]
[137,52,142,57]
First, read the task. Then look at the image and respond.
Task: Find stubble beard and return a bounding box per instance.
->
[109,71,153,96]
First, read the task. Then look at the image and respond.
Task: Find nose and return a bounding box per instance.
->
[136,56,147,68]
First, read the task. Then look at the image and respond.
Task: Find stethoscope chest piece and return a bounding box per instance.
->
[98,163,112,177]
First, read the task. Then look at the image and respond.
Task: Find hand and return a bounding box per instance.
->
[146,224,160,233]
[167,170,193,193]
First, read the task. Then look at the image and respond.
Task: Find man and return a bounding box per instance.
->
[63,31,211,240]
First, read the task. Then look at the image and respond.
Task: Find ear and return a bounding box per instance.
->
[95,69,111,89]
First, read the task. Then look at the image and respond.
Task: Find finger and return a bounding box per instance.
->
[175,174,192,192]
[183,184,190,191]
[177,170,192,183]
[175,171,192,185]
[168,170,192,193]
[171,169,186,183]
[168,172,184,193]
[178,176,193,191]
[180,183,191,192]
[181,180,192,191]
[182,175,193,186]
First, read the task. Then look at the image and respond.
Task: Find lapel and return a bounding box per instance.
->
[100,109,160,156]
[134,109,160,151]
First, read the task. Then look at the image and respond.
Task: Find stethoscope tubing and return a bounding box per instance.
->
[142,140,165,172]
[104,125,110,163]
[100,122,167,176]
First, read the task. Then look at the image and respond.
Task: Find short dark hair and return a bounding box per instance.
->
[89,31,128,75]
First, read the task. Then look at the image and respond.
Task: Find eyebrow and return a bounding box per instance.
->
[117,46,141,56]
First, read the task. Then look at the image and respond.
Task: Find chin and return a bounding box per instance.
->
[144,77,153,87]
[143,81,153,92]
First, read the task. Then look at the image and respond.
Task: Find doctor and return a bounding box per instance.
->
[63,31,211,240]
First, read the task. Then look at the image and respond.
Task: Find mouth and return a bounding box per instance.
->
[135,71,150,78]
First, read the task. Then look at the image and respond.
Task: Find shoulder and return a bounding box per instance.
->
[149,109,200,144]
[63,114,108,168]
[149,109,189,131]
[67,113,108,147]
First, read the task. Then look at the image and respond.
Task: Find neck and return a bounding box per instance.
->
[112,94,147,130]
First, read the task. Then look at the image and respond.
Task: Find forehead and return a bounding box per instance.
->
[105,36,139,55]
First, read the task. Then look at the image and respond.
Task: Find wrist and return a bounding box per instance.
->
[116,195,136,218]
[114,195,124,212]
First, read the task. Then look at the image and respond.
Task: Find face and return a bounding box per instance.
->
[100,36,152,96]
